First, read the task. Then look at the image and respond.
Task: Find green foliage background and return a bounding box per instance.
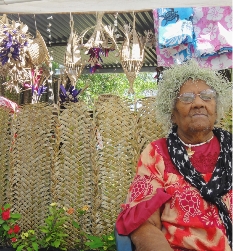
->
[74,73,157,107]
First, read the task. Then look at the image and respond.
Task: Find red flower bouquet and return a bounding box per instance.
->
[0,204,21,247]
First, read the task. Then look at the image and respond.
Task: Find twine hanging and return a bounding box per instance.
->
[120,13,145,94]
[82,12,118,73]
[64,13,85,85]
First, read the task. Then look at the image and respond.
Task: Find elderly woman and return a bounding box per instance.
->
[116,60,232,251]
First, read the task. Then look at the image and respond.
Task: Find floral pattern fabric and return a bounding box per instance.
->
[116,137,232,251]
[158,8,194,49]
[193,7,232,58]
[0,96,19,113]
[152,7,232,69]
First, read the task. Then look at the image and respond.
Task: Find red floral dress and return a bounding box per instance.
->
[116,136,232,251]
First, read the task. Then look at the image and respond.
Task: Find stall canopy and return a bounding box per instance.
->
[0,0,231,13]
[0,0,232,73]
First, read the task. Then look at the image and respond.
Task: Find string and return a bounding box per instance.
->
[34,14,37,31]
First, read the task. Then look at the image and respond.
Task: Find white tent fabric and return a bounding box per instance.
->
[0,0,232,14]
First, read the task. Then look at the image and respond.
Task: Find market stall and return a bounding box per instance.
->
[0,2,232,250]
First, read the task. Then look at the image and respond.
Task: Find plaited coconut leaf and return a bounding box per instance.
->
[135,97,166,164]
[28,30,50,67]
[217,107,232,133]
[1,94,232,244]
[0,107,13,207]
[52,102,93,247]
[91,94,136,236]
[8,103,57,237]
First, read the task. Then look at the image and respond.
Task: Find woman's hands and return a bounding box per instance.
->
[130,209,173,251]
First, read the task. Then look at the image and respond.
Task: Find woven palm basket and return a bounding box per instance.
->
[66,65,85,86]
[64,14,85,85]
[83,12,106,50]
[120,17,145,94]
[8,103,57,236]
[91,94,136,236]
[28,30,50,66]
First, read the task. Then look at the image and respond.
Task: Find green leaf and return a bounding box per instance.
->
[0,219,4,224]
[32,242,39,251]
[2,223,10,231]
[40,229,49,233]
[60,247,67,251]
[53,240,60,248]
[72,221,80,229]
[85,240,104,248]
[46,236,52,242]
[3,204,11,209]
[11,213,21,219]
[16,245,25,251]
[86,235,101,241]
[27,247,32,251]
[45,219,52,225]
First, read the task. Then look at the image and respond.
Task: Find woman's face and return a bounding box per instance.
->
[172,79,217,138]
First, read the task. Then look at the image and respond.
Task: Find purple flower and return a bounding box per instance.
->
[38,86,47,96]
[59,84,81,103]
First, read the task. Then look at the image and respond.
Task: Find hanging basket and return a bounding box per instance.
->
[64,14,85,85]
[28,30,50,66]
[120,16,145,94]
[65,64,85,85]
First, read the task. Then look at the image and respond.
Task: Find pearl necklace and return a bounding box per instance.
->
[178,135,214,158]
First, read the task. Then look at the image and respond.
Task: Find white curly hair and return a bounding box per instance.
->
[155,60,232,133]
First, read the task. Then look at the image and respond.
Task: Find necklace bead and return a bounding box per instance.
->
[178,135,214,147]
[178,135,214,158]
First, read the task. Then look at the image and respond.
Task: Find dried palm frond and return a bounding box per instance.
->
[90,94,136,235]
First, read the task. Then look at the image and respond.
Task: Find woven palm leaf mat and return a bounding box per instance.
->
[90,94,137,235]
[1,96,231,246]
[217,107,232,133]
[0,107,13,207]
[135,97,166,163]
[8,103,57,236]
[52,102,93,246]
